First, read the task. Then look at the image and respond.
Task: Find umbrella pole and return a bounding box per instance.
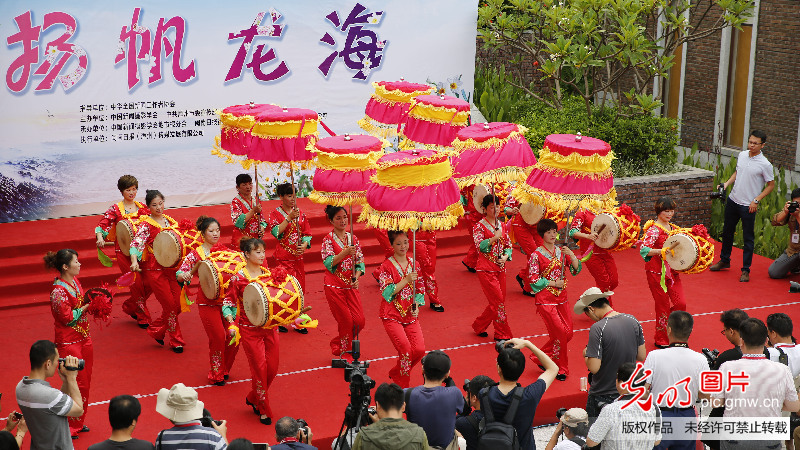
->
[412,226,417,298]
[350,203,355,279]
[254,164,261,223]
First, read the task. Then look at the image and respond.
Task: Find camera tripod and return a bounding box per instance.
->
[332,332,374,450]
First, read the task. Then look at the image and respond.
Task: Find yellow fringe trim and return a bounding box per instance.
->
[408,101,470,125]
[538,145,615,173]
[212,136,316,170]
[252,119,318,139]
[375,152,447,170]
[308,190,366,206]
[534,163,613,180]
[374,160,453,188]
[359,202,464,232]
[511,184,618,214]
[372,83,433,103]
[358,116,400,138]
[451,126,529,153]
[454,166,531,188]
[397,138,457,155]
[219,112,257,130]
[314,151,383,172]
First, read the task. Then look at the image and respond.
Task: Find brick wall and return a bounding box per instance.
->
[614,165,714,228]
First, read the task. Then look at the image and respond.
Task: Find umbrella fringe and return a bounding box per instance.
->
[308,191,366,206]
[359,202,464,232]
[454,166,531,188]
[510,185,618,214]
[451,126,529,154]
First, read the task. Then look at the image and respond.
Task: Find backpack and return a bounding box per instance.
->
[476,386,522,450]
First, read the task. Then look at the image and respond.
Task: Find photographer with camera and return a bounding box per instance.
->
[16,340,84,450]
[768,188,800,278]
[271,417,316,450]
[154,383,228,449]
[88,395,154,450]
[709,130,775,282]
[454,375,494,450]
[352,383,429,450]
[544,408,589,450]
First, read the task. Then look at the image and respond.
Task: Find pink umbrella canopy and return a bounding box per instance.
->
[361,149,464,232]
[451,122,537,188]
[398,94,470,151]
[308,134,387,206]
[511,133,617,212]
[358,80,433,139]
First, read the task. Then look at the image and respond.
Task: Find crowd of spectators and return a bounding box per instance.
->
[5,294,800,450]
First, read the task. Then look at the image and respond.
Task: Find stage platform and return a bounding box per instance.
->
[1,200,799,449]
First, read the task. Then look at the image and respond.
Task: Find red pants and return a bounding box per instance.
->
[275,258,306,301]
[534,294,574,375]
[143,269,185,348]
[198,304,239,383]
[116,248,151,325]
[415,239,440,305]
[240,325,279,417]
[584,252,619,293]
[382,319,425,388]
[646,270,686,346]
[513,224,543,292]
[325,285,365,357]
[56,337,93,436]
[472,271,512,339]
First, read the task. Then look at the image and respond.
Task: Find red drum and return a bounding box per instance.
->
[153,229,203,268]
[242,275,306,329]
[197,251,248,300]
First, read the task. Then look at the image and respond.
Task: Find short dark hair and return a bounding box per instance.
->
[108,395,141,430]
[276,183,295,198]
[655,197,677,215]
[668,311,693,341]
[236,173,252,186]
[145,189,164,206]
[497,347,525,381]
[766,313,793,338]
[30,340,57,370]
[0,431,18,450]
[228,438,255,450]
[720,309,749,331]
[421,350,451,381]
[536,218,558,237]
[275,416,299,441]
[387,230,407,245]
[791,188,800,200]
[481,194,500,209]
[117,175,138,192]
[750,130,767,144]
[739,317,768,348]
[587,297,610,310]
[374,383,404,412]
[617,362,646,389]
[466,375,494,397]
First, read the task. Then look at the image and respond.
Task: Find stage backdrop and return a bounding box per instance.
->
[0,0,477,222]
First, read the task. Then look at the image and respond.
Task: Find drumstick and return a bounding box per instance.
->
[596,224,607,234]
[299,306,312,314]
[668,241,680,250]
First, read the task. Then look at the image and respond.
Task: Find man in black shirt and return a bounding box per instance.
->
[88,395,154,450]
[455,375,494,450]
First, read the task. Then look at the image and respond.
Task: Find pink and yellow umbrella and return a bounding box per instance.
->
[450,122,537,188]
[308,134,387,207]
[398,94,470,152]
[358,80,433,140]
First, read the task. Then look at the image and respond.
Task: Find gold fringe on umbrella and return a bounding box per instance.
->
[359,202,464,232]
[212,136,315,170]
[538,146,615,173]
[454,165,532,189]
[358,116,402,139]
[510,184,618,214]
[451,125,529,154]
[308,190,366,206]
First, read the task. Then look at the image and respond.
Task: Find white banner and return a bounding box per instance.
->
[0,0,477,222]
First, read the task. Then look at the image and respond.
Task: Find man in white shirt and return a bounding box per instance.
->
[712,318,799,450]
[644,311,709,450]
[765,313,800,450]
[710,130,775,282]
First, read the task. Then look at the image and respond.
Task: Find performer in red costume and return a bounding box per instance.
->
[371,228,394,281]
[94,175,151,327]
[460,185,481,272]
[230,173,266,247]
[504,195,544,297]
[267,183,312,334]
[44,249,93,439]
[569,209,619,292]
[321,205,365,358]
[129,190,184,353]
[222,238,276,426]
[375,231,426,388]
[177,216,238,386]
[410,230,444,312]
[471,194,513,340]
[639,196,686,348]
[527,218,581,381]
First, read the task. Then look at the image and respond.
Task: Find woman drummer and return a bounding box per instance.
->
[129,190,184,353]
[321,205,365,359]
[639,196,686,348]
[44,249,93,439]
[222,238,277,425]
[94,175,151,327]
[177,216,238,386]
[471,194,514,340]
[375,230,426,388]
[569,208,619,293]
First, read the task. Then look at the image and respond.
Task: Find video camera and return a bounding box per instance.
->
[58,358,85,371]
[710,184,726,201]
[701,348,719,367]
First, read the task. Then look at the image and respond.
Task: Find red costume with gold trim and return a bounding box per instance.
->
[267,206,312,294]
[321,231,366,357]
[50,277,93,436]
[230,195,266,247]
[527,246,581,376]
[409,230,441,307]
[461,185,481,270]
[95,201,151,325]
[640,221,686,346]
[376,255,426,388]
[177,247,239,383]
[471,218,513,339]
[569,209,619,292]
[223,267,278,418]
[504,196,544,293]
[130,214,184,348]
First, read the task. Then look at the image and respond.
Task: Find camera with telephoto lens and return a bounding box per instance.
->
[702,348,719,367]
[556,407,568,420]
[200,408,222,428]
[296,418,310,443]
[710,184,726,201]
[789,201,800,214]
[58,358,85,371]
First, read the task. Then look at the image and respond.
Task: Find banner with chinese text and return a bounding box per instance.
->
[0,0,477,222]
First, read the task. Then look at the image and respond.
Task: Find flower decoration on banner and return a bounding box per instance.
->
[511,134,617,213]
[309,134,388,206]
[451,122,537,188]
[398,94,471,152]
[691,224,710,240]
[358,80,434,139]
[426,74,471,102]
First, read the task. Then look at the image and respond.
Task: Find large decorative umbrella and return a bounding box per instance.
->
[398,94,470,152]
[511,133,617,213]
[358,80,433,140]
[451,122,537,188]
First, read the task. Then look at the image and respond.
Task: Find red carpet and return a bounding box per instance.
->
[2,202,799,449]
